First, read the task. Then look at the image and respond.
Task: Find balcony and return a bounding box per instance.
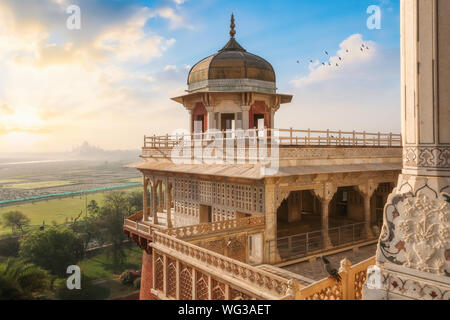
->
[124,210,376,300]
[133,128,402,179]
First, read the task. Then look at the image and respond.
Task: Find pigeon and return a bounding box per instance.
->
[321,256,342,283]
[338,57,342,61]
[310,60,313,63]
[325,51,329,55]
[297,60,300,63]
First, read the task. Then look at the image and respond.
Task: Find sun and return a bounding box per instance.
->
[2,106,43,131]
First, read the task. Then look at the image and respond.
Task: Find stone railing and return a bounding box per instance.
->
[296,256,375,300]
[124,211,165,237]
[124,214,265,241]
[151,231,296,300]
[144,128,402,149]
[165,215,265,239]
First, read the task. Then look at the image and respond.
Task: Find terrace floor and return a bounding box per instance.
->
[282,243,377,281]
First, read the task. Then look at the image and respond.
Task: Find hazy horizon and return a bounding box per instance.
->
[0,0,401,153]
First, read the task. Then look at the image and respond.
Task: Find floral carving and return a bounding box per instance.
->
[378,176,450,277]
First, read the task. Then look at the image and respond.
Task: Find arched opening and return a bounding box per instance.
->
[277,190,322,238]
[192,103,207,133]
[249,101,270,129]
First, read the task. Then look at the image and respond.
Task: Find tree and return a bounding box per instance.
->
[87,199,100,215]
[0,258,51,300]
[126,190,143,213]
[71,211,100,253]
[98,192,132,272]
[0,236,20,257]
[1,211,30,235]
[19,227,84,277]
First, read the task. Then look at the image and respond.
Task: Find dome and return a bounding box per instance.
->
[187,15,276,91]
[188,43,276,85]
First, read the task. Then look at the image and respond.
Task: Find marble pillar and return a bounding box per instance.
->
[363,0,450,300]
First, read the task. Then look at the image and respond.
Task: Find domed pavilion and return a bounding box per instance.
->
[171,14,293,132]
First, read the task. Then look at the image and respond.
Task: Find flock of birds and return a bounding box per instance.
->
[296,43,370,68]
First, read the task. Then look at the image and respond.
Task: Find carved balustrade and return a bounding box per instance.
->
[124,214,265,241]
[151,231,296,300]
[165,215,265,239]
[296,256,375,300]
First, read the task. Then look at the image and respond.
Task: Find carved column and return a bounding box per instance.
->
[355,181,378,238]
[206,106,215,130]
[188,109,194,133]
[151,180,158,225]
[269,110,275,129]
[165,179,172,228]
[364,0,450,300]
[264,182,286,264]
[158,180,165,212]
[242,106,250,130]
[313,182,337,249]
[143,175,149,221]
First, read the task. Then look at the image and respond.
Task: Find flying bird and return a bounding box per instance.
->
[336,63,339,67]
[310,60,313,63]
[325,51,329,55]
[321,256,342,283]
[360,47,364,51]
[338,57,342,61]
[297,60,300,64]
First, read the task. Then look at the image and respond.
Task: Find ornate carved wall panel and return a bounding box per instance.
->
[167,258,177,298]
[403,146,450,170]
[154,253,164,292]
[377,176,450,277]
[211,279,226,300]
[173,177,264,223]
[179,264,193,300]
[195,271,209,300]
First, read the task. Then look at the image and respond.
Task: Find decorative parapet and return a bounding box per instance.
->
[296,256,375,300]
[144,129,402,150]
[123,211,165,240]
[165,215,265,239]
[124,213,265,241]
[151,231,295,300]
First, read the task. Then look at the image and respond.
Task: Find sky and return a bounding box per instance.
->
[0,0,401,153]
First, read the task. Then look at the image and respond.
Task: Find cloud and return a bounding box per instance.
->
[278,34,401,134]
[95,8,175,63]
[292,34,377,88]
[0,1,190,152]
[0,104,14,115]
[164,65,177,71]
[155,7,192,30]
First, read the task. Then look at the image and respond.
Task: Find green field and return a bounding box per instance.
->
[0,179,26,184]
[0,187,141,237]
[4,180,75,190]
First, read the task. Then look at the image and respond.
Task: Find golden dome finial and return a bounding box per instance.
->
[229,13,236,38]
